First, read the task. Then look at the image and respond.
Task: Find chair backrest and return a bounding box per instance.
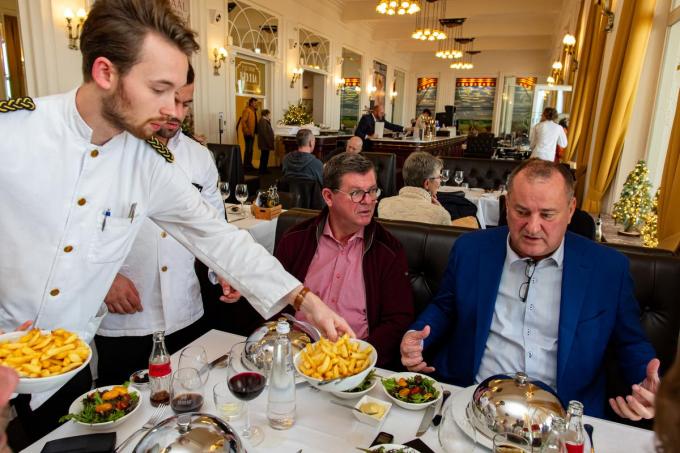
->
[277,177,325,210]
[277,191,300,210]
[465,134,496,158]
[206,144,244,201]
[440,157,519,190]
[362,152,397,197]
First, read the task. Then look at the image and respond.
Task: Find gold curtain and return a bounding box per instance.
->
[657,91,680,252]
[4,15,26,98]
[564,1,609,202]
[582,0,657,213]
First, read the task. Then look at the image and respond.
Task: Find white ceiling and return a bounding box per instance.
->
[339,0,573,56]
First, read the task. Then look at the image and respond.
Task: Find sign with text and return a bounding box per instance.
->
[235,57,266,96]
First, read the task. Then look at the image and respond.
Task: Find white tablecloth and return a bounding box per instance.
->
[24,330,655,453]
[439,186,502,229]
[226,203,279,254]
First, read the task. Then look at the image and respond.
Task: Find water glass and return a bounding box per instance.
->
[454,170,464,186]
[441,169,450,185]
[213,381,245,421]
[492,433,531,453]
[170,367,205,414]
[179,346,209,385]
[235,184,248,214]
[219,182,230,202]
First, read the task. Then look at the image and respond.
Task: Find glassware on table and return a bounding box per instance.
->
[227,342,267,446]
[454,170,464,186]
[178,345,209,385]
[441,169,450,185]
[149,331,171,407]
[213,380,245,421]
[219,182,230,202]
[462,182,470,189]
[235,184,249,215]
[170,367,205,414]
[492,433,531,453]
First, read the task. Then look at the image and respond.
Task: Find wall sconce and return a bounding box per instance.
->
[64,8,87,50]
[335,77,345,95]
[389,90,398,99]
[547,76,555,86]
[290,68,303,88]
[367,85,377,96]
[212,47,227,75]
[562,34,578,71]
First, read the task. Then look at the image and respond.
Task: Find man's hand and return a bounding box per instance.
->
[400,326,435,373]
[217,277,241,303]
[609,358,660,421]
[104,274,142,314]
[0,320,33,335]
[298,292,355,341]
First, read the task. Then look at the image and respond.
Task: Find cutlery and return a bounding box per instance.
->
[416,402,437,437]
[318,376,345,386]
[115,403,168,452]
[585,423,595,453]
[329,399,362,413]
[432,390,452,426]
[197,353,229,377]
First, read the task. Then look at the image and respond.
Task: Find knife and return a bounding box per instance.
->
[416,403,437,437]
[198,353,229,376]
[432,390,452,426]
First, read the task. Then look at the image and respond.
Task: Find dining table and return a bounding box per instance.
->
[226,203,281,254]
[439,186,502,229]
[23,330,656,452]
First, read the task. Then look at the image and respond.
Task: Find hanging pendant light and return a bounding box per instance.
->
[376,0,421,15]
[412,0,447,41]
[435,18,466,59]
[450,38,473,69]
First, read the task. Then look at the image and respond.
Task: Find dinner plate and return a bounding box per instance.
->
[67,385,142,431]
[449,384,493,449]
[369,444,419,452]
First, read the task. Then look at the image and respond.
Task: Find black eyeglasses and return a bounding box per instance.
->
[518,259,536,303]
[334,187,382,203]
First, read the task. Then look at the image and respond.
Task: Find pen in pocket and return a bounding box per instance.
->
[101,208,111,231]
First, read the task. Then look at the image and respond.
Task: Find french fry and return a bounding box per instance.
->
[297,335,374,380]
[0,328,89,378]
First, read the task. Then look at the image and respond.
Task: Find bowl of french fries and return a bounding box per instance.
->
[294,335,377,392]
[0,329,91,394]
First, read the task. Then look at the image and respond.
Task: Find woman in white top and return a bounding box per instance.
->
[530,107,568,161]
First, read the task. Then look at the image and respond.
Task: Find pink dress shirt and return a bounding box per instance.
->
[296,220,369,339]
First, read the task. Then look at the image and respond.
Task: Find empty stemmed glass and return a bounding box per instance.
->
[454,170,464,187]
[219,182,230,203]
[441,169,450,186]
[178,345,209,385]
[227,342,266,446]
[235,184,248,215]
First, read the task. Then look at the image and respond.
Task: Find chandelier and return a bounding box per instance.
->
[435,18,465,59]
[376,0,420,15]
[450,38,478,70]
[412,0,447,41]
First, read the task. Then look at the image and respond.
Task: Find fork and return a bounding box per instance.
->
[114,403,168,452]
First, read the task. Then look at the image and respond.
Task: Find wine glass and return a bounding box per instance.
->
[227,342,266,446]
[170,367,205,414]
[454,170,464,187]
[441,169,450,186]
[219,182,230,203]
[235,184,248,215]
[178,346,209,385]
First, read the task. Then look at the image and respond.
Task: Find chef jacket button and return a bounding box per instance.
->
[50,288,60,297]
[77,198,86,206]
[160,232,167,238]
[63,245,74,253]
[161,266,168,272]
[90,150,99,158]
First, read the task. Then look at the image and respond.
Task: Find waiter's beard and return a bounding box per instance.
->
[102,81,163,140]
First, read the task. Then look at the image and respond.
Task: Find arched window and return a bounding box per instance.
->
[227,1,279,57]
[298,28,329,72]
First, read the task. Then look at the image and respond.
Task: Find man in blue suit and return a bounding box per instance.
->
[401,159,660,420]
[354,104,404,150]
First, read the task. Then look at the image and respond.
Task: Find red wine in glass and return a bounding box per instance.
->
[171,392,204,413]
[228,372,266,401]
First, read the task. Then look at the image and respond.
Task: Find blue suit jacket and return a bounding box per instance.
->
[412,227,655,417]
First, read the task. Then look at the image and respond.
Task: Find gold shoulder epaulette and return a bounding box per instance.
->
[145,136,174,163]
[0,97,35,113]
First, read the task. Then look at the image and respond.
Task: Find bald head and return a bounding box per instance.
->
[346,136,363,154]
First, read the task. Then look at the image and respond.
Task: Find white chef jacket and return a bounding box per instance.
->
[0,90,299,344]
[97,132,225,337]
[529,120,568,162]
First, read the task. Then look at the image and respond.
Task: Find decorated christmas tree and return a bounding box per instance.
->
[282,102,313,126]
[611,160,653,235]
[640,188,659,248]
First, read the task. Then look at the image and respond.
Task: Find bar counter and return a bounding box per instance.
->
[279,134,353,161]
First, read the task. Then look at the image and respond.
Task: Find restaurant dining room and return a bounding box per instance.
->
[1,0,680,452]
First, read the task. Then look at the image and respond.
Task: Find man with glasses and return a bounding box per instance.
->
[275,153,414,368]
[400,159,658,420]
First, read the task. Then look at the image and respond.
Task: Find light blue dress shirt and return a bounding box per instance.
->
[475,236,565,388]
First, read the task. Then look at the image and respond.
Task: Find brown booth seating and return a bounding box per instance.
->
[274,208,680,423]
[362,152,397,197]
[207,143,260,201]
[440,157,520,191]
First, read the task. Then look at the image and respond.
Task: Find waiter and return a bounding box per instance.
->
[1,0,352,447]
[354,104,404,150]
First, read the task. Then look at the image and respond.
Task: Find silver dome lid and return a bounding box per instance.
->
[241,314,320,374]
[467,372,566,448]
[133,413,244,453]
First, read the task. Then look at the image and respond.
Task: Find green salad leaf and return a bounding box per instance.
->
[382,374,439,404]
[345,370,376,393]
[59,383,139,424]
